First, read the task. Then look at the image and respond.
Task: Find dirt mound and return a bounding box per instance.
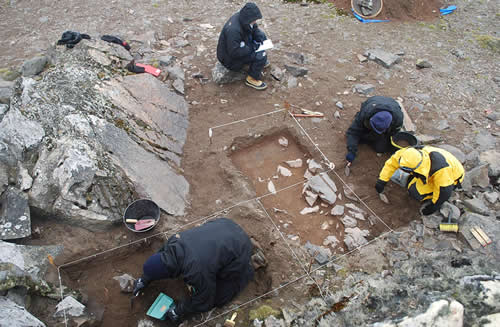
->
[331,0,443,21]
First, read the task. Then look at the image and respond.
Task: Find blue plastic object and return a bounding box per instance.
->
[146,293,174,320]
[440,5,457,16]
[352,9,390,23]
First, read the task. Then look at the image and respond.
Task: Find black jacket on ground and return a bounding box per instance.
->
[158,218,254,316]
[216,2,267,71]
[346,96,404,157]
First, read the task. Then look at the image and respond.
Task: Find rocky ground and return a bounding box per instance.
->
[0,0,499,327]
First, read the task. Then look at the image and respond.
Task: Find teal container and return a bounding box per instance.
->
[146,293,174,320]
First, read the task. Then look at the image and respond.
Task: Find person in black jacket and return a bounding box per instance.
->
[217,2,269,90]
[345,96,404,166]
[132,218,263,322]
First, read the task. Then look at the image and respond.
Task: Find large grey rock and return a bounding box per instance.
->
[54,296,86,317]
[484,191,498,204]
[284,64,308,77]
[479,150,500,177]
[306,174,337,205]
[166,65,185,81]
[353,84,375,95]
[459,213,500,257]
[304,241,332,265]
[461,164,490,192]
[475,132,497,151]
[212,62,246,84]
[0,187,31,240]
[91,117,189,216]
[0,165,8,195]
[21,56,48,77]
[0,109,45,160]
[0,240,62,292]
[439,144,466,164]
[373,299,463,327]
[365,49,402,68]
[0,80,15,104]
[439,202,461,220]
[331,205,344,216]
[463,197,490,216]
[416,134,441,144]
[0,296,46,327]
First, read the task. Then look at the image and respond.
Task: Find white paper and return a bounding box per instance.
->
[256,39,273,52]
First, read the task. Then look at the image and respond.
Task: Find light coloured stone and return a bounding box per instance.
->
[0,297,45,327]
[54,296,86,317]
[285,159,303,168]
[341,215,357,228]
[307,159,322,174]
[344,227,369,250]
[300,206,319,215]
[278,137,288,147]
[277,165,292,177]
[306,175,337,205]
[267,181,277,194]
[304,190,318,206]
[331,205,344,216]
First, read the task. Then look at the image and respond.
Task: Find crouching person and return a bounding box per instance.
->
[375,146,464,215]
[133,218,267,322]
[217,2,269,90]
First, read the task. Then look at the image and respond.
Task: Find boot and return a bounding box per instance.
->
[245,75,267,90]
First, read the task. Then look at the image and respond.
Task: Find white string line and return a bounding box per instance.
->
[57,266,69,327]
[193,229,395,327]
[256,199,327,301]
[288,112,394,233]
[209,108,286,131]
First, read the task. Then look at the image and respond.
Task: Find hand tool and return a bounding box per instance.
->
[344,164,351,176]
[224,313,237,327]
[134,219,156,231]
[439,211,458,233]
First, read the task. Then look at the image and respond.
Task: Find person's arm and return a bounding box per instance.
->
[225,30,256,60]
[252,24,267,43]
[345,113,364,163]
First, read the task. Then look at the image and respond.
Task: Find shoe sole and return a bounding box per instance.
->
[245,80,267,90]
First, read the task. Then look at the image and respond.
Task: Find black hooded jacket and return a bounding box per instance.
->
[157,218,254,315]
[346,96,404,156]
[216,2,267,70]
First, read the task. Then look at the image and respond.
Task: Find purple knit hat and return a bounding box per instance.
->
[370,111,393,134]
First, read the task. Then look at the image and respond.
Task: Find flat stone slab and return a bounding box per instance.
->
[440,144,466,164]
[212,61,246,84]
[306,174,337,205]
[365,49,402,68]
[0,188,31,240]
[0,296,46,327]
[479,150,500,177]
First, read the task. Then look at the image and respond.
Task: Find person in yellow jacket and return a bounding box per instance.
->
[375,146,464,215]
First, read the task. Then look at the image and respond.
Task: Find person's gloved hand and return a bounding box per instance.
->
[420,203,438,216]
[375,179,387,194]
[346,152,355,163]
[132,277,148,296]
[166,303,180,322]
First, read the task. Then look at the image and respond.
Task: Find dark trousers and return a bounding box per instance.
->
[226,51,267,80]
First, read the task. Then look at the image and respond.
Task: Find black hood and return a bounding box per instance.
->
[239,2,262,25]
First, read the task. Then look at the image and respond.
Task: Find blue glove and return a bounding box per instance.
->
[346,152,355,163]
[132,277,148,296]
[166,303,180,322]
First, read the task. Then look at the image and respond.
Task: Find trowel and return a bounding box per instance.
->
[125,219,156,231]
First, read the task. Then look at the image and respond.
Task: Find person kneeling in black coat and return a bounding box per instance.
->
[216,2,269,90]
[133,218,266,322]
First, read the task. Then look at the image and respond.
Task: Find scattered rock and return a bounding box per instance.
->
[285,52,306,65]
[158,55,176,67]
[270,66,284,81]
[365,49,402,68]
[267,181,277,194]
[439,202,461,220]
[264,315,286,327]
[54,296,86,317]
[436,120,450,130]
[345,203,367,215]
[304,241,331,265]
[475,132,497,151]
[287,76,298,88]
[306,174,337,205]
[212,62,246,84]
[479,150,500,177]
[451,49,465,59]
[0,187,31,240]
[113,274,135,293]
[484,191,498,204]
[0,80,15,104]
[166,65,185,81]
[323,235,339,247]
[334,111,341,119]
[416,59,432,69]
[343,184,358,202]
[439,144,466,163]
[416,134,442,144]
[463,197,490,215]
[461,164,490,191]
[21,56,48,77]
[304,190,318,206]
[344,227,369,251]
[331,205,344,216]
[0,296,46,327]
[284,64,308,77]
[341,215,357,228]
[172,79,184,95]
[353,84,375,95]
[278,136,288,147]
[300,206,319,215]
[357,54,368,63]
[285,159,303,168]
[335,101,344,109]
[307,159,322,174]
[277,165,292,177]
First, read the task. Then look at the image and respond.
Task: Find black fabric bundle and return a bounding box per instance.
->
[101,35,131,50]
[125,60,145,73]
[57,31,90,48]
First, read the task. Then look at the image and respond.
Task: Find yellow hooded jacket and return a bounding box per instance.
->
[378,146,464,207]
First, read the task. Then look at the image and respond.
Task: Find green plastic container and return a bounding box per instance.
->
[146,293,174,320]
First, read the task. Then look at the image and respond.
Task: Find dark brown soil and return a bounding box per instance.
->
[331,0,443,21]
